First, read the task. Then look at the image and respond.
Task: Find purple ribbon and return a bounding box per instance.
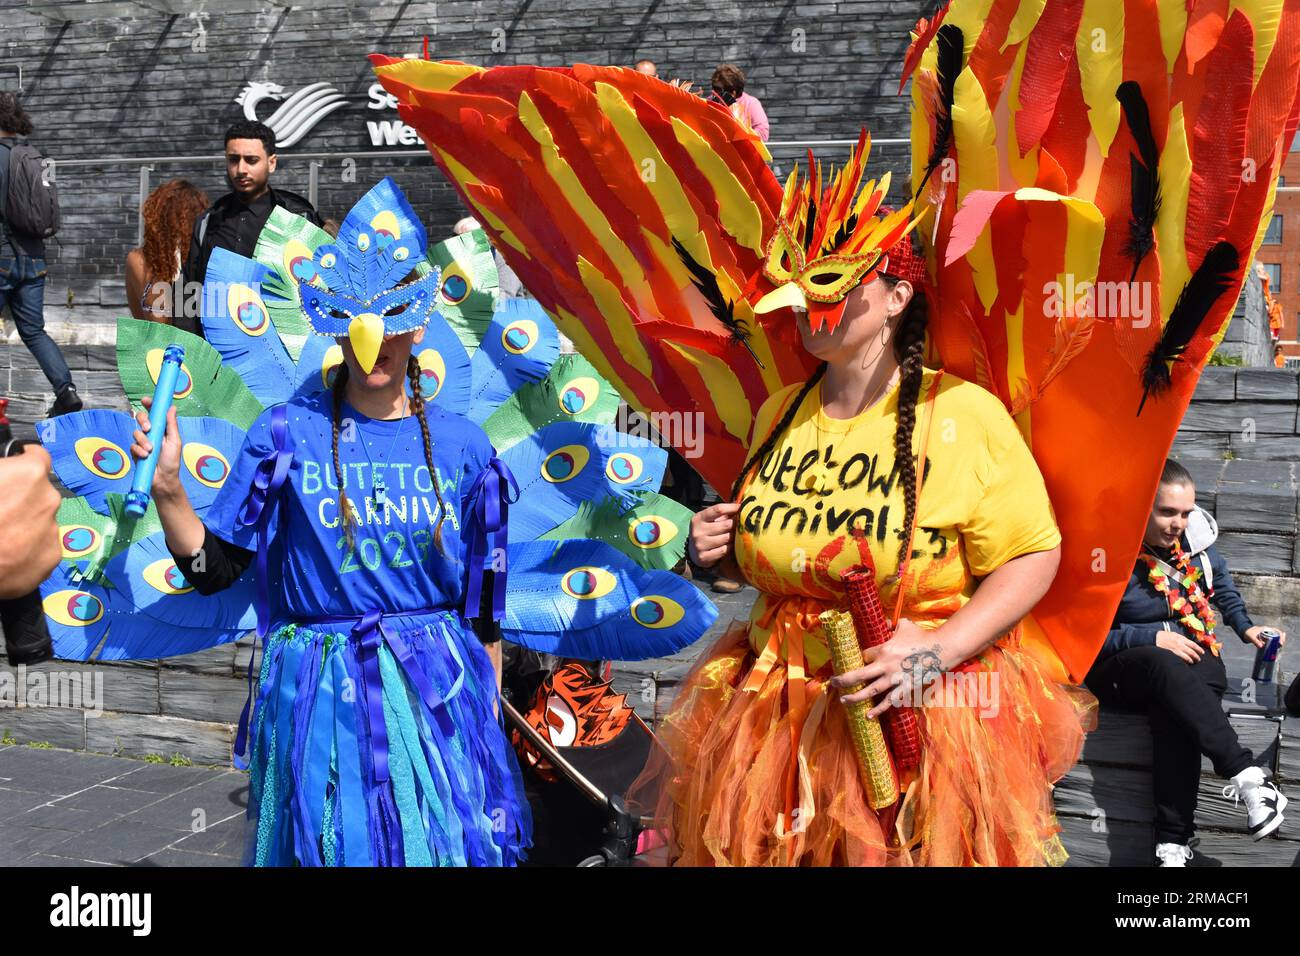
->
[352,610,391,784]
[464,456,518,622]
[232,404,293,771]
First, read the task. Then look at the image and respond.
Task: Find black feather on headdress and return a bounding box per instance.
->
[672,237,763,367]
[913,23,963,201]
[1117,81,1162,284]
[1137,240,1238,415]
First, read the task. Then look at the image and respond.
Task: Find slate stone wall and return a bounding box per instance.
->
[1173,366,1300,576]
[3,0,931,335]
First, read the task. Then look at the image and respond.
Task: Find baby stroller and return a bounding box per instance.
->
[501,648,666,866]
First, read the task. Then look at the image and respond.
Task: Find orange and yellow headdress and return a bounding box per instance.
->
[752,130,927,333]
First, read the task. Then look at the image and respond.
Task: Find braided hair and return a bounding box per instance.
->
[885,277,930,575]
[406,354,449,553]
[327,355,450,553]
[728,277,931,574]
[330,363,357,547]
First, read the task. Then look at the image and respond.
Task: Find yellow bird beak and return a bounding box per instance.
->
[348,313,385,374]
[753,282,808,315]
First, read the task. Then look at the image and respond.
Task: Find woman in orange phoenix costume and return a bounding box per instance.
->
[370,0,1300,865]
[642,191,1096,865]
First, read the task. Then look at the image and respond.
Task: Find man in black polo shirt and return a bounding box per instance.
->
[178,119,322,337]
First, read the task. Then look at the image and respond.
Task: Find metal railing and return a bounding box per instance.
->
[47,138,912,244]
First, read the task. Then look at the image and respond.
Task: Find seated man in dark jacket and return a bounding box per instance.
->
[178,119,322,338]
[1086,459,1288,866]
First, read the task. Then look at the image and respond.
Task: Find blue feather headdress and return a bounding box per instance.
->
[293,177,442,373]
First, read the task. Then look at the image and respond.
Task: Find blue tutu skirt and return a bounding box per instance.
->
[244,609,532,866]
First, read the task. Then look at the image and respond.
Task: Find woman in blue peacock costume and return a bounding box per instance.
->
[36,177,715,866]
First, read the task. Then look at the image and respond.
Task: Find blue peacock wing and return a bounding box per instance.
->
[411,310,472,416]
[467,298,560,426]
[42,409,138,513]
[38,552,252,661]
[500,539,717,660]
[202,247,297,406]
[498,420,666,542]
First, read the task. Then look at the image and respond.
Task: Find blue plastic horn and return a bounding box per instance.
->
[125,344,185,518]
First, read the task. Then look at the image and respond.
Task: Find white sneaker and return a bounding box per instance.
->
[1222,765,1289,841]
[1155,842,1194,866]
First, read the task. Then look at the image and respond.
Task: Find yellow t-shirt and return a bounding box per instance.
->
[734,368,1060,661]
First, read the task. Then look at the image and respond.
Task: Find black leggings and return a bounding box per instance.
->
[1085,645,1254,844]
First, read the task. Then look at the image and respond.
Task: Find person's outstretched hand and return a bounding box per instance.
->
[0,445,61,598]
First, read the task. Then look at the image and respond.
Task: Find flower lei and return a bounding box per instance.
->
[1141,540,1222,657]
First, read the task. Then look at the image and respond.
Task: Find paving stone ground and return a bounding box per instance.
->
[0,746,248,867]
[0,575,756,868]
[1,569,1291,868]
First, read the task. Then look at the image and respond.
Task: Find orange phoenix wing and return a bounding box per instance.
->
[907,0,1300,682]
[370,56,817,493]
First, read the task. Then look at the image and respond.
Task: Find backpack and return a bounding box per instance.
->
[2,141,60,239]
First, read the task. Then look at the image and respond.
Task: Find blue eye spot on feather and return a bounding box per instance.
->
[290,255,318,283]
[606,453,642,484]
[197,454,228,483]
[142,558,195,596]
[236,300,269,335]
[560,566,616,600]
[45,590,104,627]
[319,252,337,269]
[502,320,536,354]
[561,388,585,413]
[632,598,665,625]
[61,526,99,557]
[70,593,103,623]
[632,519,661,546]
[545,452,575,480]
[540,444,589,482]
[394,247,409,261]
[183,442,232,489]
[630,596,685,629]
[441,273,469,303]
[566,569,596,595]
[357,232,371,251]
[76,438,130,480]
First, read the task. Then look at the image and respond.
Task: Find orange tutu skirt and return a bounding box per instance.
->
[629,597,1099,867]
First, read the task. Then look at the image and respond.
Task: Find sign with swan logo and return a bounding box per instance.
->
[232,62,428,150]
[235,81,349,149]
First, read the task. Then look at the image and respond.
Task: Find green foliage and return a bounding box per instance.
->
[1208,351,1245,367]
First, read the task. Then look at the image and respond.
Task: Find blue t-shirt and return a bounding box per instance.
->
[204,391,494,621]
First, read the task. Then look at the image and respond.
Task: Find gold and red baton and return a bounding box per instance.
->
[819,608,899,809]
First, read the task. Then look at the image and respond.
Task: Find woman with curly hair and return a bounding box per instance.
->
[125,179,209,323]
